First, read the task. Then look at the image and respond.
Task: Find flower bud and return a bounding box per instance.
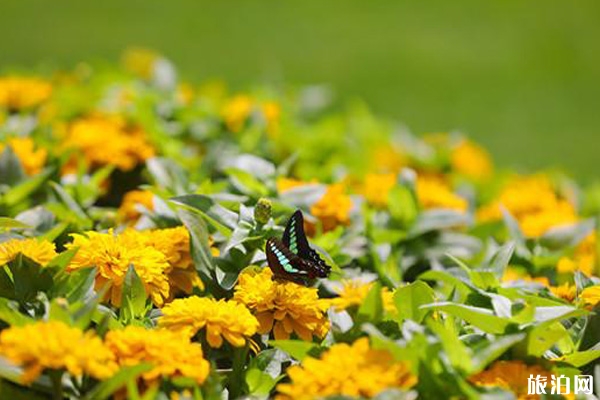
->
[254,198,272,225]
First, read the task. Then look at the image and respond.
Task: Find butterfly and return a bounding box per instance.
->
[266,210,331,284]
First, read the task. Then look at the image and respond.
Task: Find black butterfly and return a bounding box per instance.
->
[266,210,331,284]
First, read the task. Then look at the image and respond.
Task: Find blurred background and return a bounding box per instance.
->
[1,0,599,180]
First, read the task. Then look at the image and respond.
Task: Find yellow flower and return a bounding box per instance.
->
[122,48,160,79]
[361,173,396,208]
[0,321,116,384]
[276,338,416,400]
[0,238,57,266]
[62,116,155,173]
[310,183,352,233]
[117,190,154,223]
[416,175,468,212]
[105,326,209,385]
[276,177,316,193]
[262,101,281,137]
[0,137,47,175]
[133,227,204,296]
[222,95,253,133]
[469,360,552,400]
[158,296,258,348]
[451,139,493,181]
[370,145,406,174]
[477,175,578,237]
[502,267,550,286]
[0,77,52,110]
[580,285,600,309]
[557,233,596,276]
[234,268,329,341]
[326,280,396,314]
[550,283,577,303]
[66,230,171,307]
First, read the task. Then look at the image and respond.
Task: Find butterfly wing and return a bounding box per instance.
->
[266,238,313,282]
[282,210,331,278]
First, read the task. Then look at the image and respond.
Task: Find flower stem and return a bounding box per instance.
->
[49,370,64,400]
[228,343,249,399]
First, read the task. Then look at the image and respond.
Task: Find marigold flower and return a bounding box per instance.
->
[158,296,258,348]
[310,183,352,233]
[62,116,155,172]
[104,326,209,385]
[469,360,552,399]
[276,338,416,399]
[361,173,397,208]
[556,233,596,276]
[501,268,550,286]
[326,280,396,314]
[0,238,57,267]
[451,139,493,181]
[222,95,253,133]
[580,285,600,309]
[370,145,406,174]
[416,175,468,212]
[477,175,578,237]
[276,177,317,193]
[262,100,281,137]
[0,321,117,383]
[132,227,203,295]
[0,76,52,110]
[0,137,47,175]
[550,283,577,303]
[66,230,171,307]
[122,48,160,79]
[117,190,154,223]
[234,268,329,341]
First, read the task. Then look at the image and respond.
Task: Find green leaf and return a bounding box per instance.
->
[470,334,526,373]
[120,266,148,321]
[388,185,417,226]
[171,195,235,237]
[0,298,32,326]
[83,364,153,400]
[226,168,269,197]
[357,282,383,323]
[558,349,600,367]
[3,169,52,207]
[426,319,472,372]
[0,146,26,186]
[49,182,90,224]
[422,302,512,334]
[0,218,31,231]
[487,241,515,274]
[8,254,54,304]
[246,368,277,396]
[176,206,216,283]
[539,219,595,250]
[269,340,318,361]
[409,210,470,237]
[394,281,435,323]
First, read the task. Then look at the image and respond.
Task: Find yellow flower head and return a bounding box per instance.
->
[66,229,171,307]
[276,338,416,400]
[416,175,468,212]
[276,177,316,194]
[222,95,253,133]
[361,173,397,208]
[477,175,578,237]
[158,296,259,348]
[310,183,352,233]
[469,360,552,399]
[0,77,52,110]
[262,100,281,137]
[0,137,47,175]
[0,321,117,384]
[326,280,395,314]
[104,326,209,385]
[117,190,154,223]
[557,233,596,276]
[234,268,329,341]
[550,283,577,303]
[580,285,600,309]
[501,267,550,287]
[451,139,493,181]
[62,116,155,173]
[370,145,406,174]
[122,48,160,79]
[132,227,203,296]
[0,238,57,267]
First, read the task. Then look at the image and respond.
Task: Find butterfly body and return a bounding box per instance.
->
[266,210,331,284]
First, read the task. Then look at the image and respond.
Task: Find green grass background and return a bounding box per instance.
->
[1,0,599,179]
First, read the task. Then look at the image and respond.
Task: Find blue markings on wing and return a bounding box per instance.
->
[270,239,306,274]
